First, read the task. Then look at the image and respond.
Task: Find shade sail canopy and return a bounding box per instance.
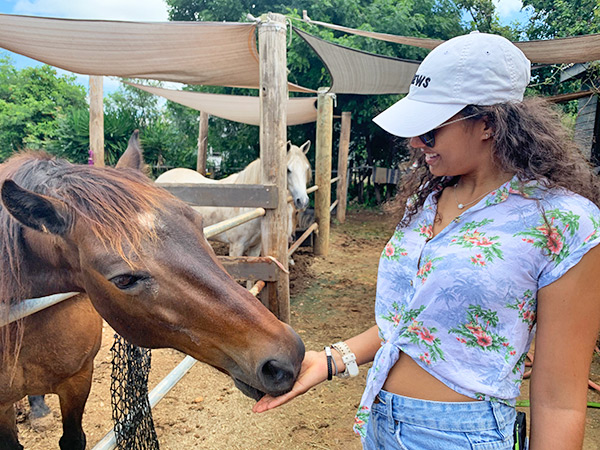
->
[305,18,600,64]
[294,28,419,95]
[127,82,318,126]
[0,13,314,92]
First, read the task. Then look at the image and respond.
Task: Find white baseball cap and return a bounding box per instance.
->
[373,31,531,137]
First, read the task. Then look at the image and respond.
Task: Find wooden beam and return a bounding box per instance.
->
[218,256,279,282]
[314,88,333,256]
[89,76,104,166]
[545,90,596,103]
[196,111,209,174]
[336,111,351,224]
[259,12,290,322]
[159,183,279,208]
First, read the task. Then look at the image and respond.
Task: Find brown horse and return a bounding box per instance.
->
[0,133,304,450]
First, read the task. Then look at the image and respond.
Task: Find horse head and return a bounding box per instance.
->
[0,133,304,401]
[286,140,311,211]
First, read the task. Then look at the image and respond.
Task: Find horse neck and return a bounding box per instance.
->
[235,159,261,184]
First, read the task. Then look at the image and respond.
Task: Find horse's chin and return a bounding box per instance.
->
[233,378,266,401]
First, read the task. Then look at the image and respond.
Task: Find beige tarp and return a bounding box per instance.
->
[0,14,314,92]
[305,18,600,64]
[294,28,419,94]
[303,19,443,50]
[126,82,318,126]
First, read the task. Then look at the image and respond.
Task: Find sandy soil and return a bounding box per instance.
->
[15,209,600,449]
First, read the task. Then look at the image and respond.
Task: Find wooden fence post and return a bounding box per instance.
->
[314,88,333,256]
[89,76,104,166]
[258,12,290,323]
[336,111,351,223]
[196,111,209,174]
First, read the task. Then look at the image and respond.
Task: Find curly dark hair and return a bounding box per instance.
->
[386,97,600,226]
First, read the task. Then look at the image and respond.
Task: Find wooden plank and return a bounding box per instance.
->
[218,256,279,282]
[373,166,400,185]
[575,95,598,159]
[259,12,290,322]
[158,183,279,208]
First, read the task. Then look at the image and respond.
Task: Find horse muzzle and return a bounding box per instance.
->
[232,331,305,400]
[294,196,309,211]
[233,357,298,401]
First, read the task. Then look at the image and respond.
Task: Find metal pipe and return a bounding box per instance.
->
[1,292,80,327]
[203,207,265,238]
[249,280,266,296]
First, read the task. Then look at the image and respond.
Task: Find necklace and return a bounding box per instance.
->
[453,183,498,210]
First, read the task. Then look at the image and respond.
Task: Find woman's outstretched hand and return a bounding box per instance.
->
[252,350,327,413]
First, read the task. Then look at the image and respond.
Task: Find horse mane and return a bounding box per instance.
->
[0,151,174,305]
[234,159,261,184]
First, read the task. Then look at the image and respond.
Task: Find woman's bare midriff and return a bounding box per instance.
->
[382,351,478,402]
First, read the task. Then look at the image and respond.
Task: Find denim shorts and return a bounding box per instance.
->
[363,390,516,450]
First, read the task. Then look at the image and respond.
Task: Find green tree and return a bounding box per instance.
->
[105,80,164,127]
[50,80,196,174]
[521,1,600,98]
[49,107,139,165]
[0,55,87,160]
[522,0,599,39]
[455,0,520,38]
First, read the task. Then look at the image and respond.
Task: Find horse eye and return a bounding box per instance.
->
[110,274,142,290]
[287,167,292,173]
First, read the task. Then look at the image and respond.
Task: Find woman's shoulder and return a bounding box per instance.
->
[508,177,599,215]
[539,187,600,216]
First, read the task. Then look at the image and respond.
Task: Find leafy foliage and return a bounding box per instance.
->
[0,55,87,161]
[520,1,600,111]
[522,0,600,39]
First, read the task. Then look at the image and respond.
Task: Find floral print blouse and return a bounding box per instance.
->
[354,177,600,438]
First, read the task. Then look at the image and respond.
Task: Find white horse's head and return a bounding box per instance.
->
[286,140,311,211]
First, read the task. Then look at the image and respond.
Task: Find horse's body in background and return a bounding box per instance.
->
[0,132,304,450]
[156,141,312,258]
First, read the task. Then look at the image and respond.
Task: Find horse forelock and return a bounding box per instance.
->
[0,152,174,275]
[287,145,312,183]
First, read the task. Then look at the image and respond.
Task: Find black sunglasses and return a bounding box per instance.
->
[417,114,479,148]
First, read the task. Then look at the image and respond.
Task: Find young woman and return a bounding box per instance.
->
[254,32,600,450]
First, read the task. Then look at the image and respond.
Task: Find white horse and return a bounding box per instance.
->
[156,140,312,258]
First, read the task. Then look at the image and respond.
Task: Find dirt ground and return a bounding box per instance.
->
[15,209,600,449]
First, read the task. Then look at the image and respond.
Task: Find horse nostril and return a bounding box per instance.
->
[258,359,295,395]
[295,198,308,210]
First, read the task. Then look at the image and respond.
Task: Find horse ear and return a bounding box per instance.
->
[1,179,71,236]
[300,140,311,154]
[116,130,145,171]
[286,140,292,152]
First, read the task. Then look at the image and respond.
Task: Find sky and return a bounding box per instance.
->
[0,0,531,96]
